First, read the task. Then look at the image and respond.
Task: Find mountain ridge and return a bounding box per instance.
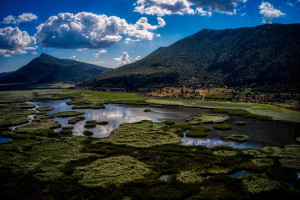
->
[79,23,300,92]
[0,53,112,84]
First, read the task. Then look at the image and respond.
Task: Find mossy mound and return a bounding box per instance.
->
[241,174,281,193]
[51,111,84,118]
[144,109,151,112]
[36,106,54,112]
[71,101,105,109]
[242,149,266,157]
[68,116,86,125]
[84,120,97,129]
[199,166,234,175]
[176,170,205,184]
[75,156,151,188]
[98,121,109,125]
[279,158,300,170]
[251,158,274,168]
[187,113,229,125]
[0,138,99,181]
[15,119,61,136]
[163,120,175,125]
[186,127,211,138]
[213,124,232,130]
[83,130,93,136]
[225,134,249,142]
[266,166,298,182]
[234,121,247,126]
[296,136,300,143]
[261,146,283,155]
[0,106,36,127]
[282,145,300,157]
[58,126,74,135]
[213,150,237,157]
[187,120,201,125]
[108,120,180,148]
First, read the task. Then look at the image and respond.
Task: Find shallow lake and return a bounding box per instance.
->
[23,99,299,148]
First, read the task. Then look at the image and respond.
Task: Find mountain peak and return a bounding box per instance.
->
[0,54,112,84]
[39,53,54,58]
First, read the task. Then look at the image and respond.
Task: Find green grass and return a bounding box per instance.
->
[84,120,97,129]
[75,156,151,188]
[225,134,249,142]
[68,116,86,125]
[186,127,211,138]
[36,106,54,112]
[83,130,93,136]
[241,174,281,194]
[213,124,232,130]
[97,121,109,125]
[51,111,85,118]
[107,120,180,148]
[147,98,300,122]
[1,89,300,199]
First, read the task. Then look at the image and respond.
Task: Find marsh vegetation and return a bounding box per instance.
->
[0,89,299,199]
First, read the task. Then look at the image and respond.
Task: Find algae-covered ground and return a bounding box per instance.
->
[0,89,300,199]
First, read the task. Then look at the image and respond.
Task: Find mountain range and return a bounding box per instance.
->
[79,23,300,92]
[0,54,111,84]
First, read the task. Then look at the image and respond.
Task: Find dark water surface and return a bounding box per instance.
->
[22,99,299,148]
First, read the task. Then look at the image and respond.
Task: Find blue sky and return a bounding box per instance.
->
[0,0,299,72]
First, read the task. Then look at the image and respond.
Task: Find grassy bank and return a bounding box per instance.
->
[147,98,300,123]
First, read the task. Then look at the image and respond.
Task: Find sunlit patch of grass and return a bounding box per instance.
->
[51,111,84,118]
[107,120,180,148]
[0,138,99,181]
[241,174,281,193]
[75,156,151,188]
[213,124,232,130]
[225,134,249,143]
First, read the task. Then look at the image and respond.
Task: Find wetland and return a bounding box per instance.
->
[0,89,300,200]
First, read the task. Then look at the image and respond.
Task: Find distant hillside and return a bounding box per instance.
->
[0,54,111,84]
[0,71,13,79]
[80,24,300,92]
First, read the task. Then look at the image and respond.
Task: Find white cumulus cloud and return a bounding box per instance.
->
[35,12,164,49]
[0,26,36,57]
[114,52,131,66]
[134,0,246,16]
[259,2,285,23]
[135,56,141,60]
[99,49,107,54]
[2,13,37,25]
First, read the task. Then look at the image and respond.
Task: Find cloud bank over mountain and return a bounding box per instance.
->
[35,12,165,49]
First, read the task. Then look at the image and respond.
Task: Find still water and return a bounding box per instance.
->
[22,99,299,148]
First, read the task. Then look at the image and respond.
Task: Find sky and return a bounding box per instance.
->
[0,0,299,72]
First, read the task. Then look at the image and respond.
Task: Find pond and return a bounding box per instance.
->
[0,136,12,144]
[19,99,299,148]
